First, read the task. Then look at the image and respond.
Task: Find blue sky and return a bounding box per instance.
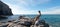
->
[1,0,60,14]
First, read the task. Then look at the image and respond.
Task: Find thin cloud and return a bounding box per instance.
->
[4,0,50,7]
[1,0,60,14]
[42,6,60,14]
[4,3,38,14]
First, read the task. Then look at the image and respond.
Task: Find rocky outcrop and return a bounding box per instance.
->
[0,1,13,15]
[0,18,49,27]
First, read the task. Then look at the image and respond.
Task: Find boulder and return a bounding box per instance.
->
[0,23,9,27]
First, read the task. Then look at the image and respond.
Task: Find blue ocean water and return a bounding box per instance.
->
[0,14,60,27]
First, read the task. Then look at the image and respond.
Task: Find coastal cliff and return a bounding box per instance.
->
[0,1,13,15]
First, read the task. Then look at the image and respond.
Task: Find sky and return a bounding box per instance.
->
[1,0,60,14]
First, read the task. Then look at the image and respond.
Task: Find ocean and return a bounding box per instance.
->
[0,14,60,27]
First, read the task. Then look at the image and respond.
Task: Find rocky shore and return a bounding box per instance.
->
[0,17,49,27]
[0,18,31,27]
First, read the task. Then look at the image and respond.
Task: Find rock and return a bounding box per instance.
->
[0,17,49,27]
[0,1,13,15]
[44,23,49,27]
[7,22,14,27]
[8,20,13,22]
[0,23,9,27]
